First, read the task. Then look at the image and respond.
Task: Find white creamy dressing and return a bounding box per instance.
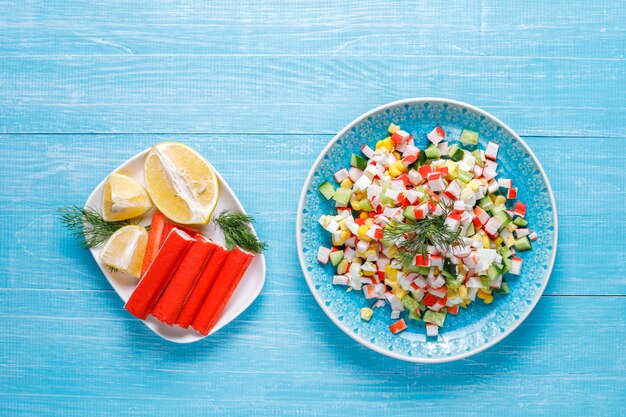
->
[152,145,210,223]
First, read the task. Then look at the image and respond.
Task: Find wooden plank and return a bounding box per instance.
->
[0,0,624,58]
[0,291,624,417]
[0,134,624,295]
[0,57,624,135]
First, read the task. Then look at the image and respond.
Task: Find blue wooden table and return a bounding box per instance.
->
[1,1,624,416]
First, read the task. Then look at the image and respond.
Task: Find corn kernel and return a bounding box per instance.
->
[393,151,401,160]
[382,137,394,152]
[375,140,385,150]
[476,289,487,300]
[359,212,369,219]
[493,236,503,247]
[392,287,408,300]
[396,160,408,173]
[459,285,468,299]
[445,160,459,177]
[357,225,371,241]
[388,123,400,134]
[388,164,401,178]
[360,307,374,321]
[458,264,467,274]
[483,295,494,304]
[385,265,398,281]
[494,195,506,206]
[340,178,353,189]
[482,235,491,248]
[351,200,362,211]
[364,218,374,227]
[461,300,470,308]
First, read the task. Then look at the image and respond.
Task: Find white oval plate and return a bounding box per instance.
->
[86,148,266,343]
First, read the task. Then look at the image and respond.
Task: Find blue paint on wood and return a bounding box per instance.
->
[0,1,625,416]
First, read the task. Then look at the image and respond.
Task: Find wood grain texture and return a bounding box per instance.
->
[1,0,625,416]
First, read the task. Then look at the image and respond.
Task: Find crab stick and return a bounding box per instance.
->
[175,245,230,328]
[125,228,194,320]
[150,237,217,325]
[140,211,167,278]
[191,248,255,336]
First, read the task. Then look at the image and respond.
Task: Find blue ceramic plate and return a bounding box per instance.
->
[296,98,557,363]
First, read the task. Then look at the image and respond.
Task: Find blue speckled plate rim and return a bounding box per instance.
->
[296,97,558,363]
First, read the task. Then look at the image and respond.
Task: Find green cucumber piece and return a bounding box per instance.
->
[350,154,367,170]
[513,217,528,227]
[416,266,431,275]
[495,281,510,294]
[472,149,485,167]
[333,188,352,205]
[460,129,479,145]
[359,198,373,212]
[487,264,501,281]
[448,144,464,161]
[424,145,441,159]
[408,309,423,321]
[423,310,447,327]
[493,209,512,231]
[501,256,512,274]
[498,246,513,259]
[457,170,474,183]
[401,295,420,310]
[443,258,457,275]
[402,205,417,221]
[479,195,494,211]
[514,236,532,251]
[466,222,475,236]
[318,181,335,200]
[329,250,344,266]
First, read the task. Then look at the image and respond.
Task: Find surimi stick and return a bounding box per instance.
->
[175,245,230,328]
[191,248,254,336]
[125,228,194,320]
[150,237,216,325]
[139,211,167,278]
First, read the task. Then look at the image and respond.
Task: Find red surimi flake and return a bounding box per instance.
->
[389,319,408,334]
[507,187,518,199]
[514,201,527,217]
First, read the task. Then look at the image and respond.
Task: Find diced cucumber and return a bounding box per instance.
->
[333,188,352,205]
[408,309,423,321]
[403,205,417,221]
[472,149,485,167]
[318,181,335,200]
[359,198,373,212]
[329,250,344,266]
[495,281,510,294]
[514,236,532,251]
[350,154,367,170]
[403,264,421,273]
[480,275,491,289]
[416,266,431,275]
[457,169,474,183]
[498,246,513,259]
[424,144,441,159]
[443,258,457,275]
[493,210,512,231]
[448,144,464,161]
[440,269,456,281]
[423,310,446,327]
[479,195,494,211]
[466,222,475,236]
[513,217,528,227]
[401,294,420,310]
[487,264,502,281]
[460,129,479,145]
[416,150,427,166]
[501,256,512,274]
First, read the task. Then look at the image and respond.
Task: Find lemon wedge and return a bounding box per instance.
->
[99,225,148,279]
[144,142,219,224]
[102,173,153,221]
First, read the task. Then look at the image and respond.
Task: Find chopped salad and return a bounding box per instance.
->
[317,124,536,337]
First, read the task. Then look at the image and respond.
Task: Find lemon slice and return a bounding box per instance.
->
[99,225,148,279]
[144,142,219,224]
[102,173,153,221]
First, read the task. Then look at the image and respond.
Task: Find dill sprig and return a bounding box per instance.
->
[382,204,464,266]
[58,205,137,249]
[213,210,268,254]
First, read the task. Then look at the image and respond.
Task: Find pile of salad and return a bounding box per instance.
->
[316,124,536,337]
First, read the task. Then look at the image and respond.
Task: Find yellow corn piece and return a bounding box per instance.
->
[363,248,377,260]
[351,200,362,211]
[354,191,365,200]
[459,285,468,299]
[482,235,491,248]
[364,218,374,227]
[447,289,459,299]
[337,259,349,275]
[332,230,350,246]
[388,123,400,134]
[388,164,401,178]
[388,246,398,258]
[357,225,371,242]
[392,287,408,300]
[493,236,504,247]
[393,151,402,160]
[375,140,385,150]
[483,294,494,304]
[433,267,440,276]
[476,289,487,300]
[395,160,408,173]
[359,212,369,219]
[461,300,471,308]
[340,178,353,189]
[445,160,459,178]
[362,268,376,277]
[468,179,480,192]
[382,137,394,152]
[494,195,506,206]
[385,265,398,281]
[360,307,374,321]
[384,278,398,289]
